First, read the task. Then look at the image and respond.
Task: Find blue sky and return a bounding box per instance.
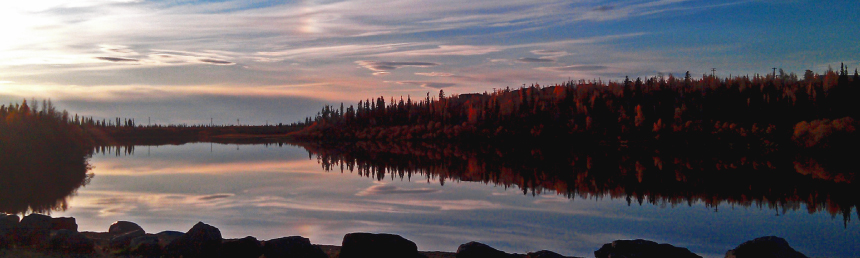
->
[0,0,858,124]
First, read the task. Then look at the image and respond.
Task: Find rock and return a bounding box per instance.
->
[0,214,17,239]
[263,236,327,258]
[0,233,8,250]
[109,229,146,251]
[725,236,808,258]
[528,250,581,258]
[48,229,95,253]
[130,235,162,257]
[0,214,18,228]
[18,213,52,246]
[156,231,185,247]
[218,236,263,258]
[340,232,424,258]
[594,239,702,258]
[109,221,145,235]
[456,241,519,258]
[50,217,78,231]
[165,221,223,258]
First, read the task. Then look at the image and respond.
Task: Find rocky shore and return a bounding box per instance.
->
[1,214,810,258]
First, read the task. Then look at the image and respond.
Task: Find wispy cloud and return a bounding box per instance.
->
[96,57,140,63]
[356,61,440,74]
[517,57,556,63]
[415,72,455,77]
[392,81,456,89]
[537,65,610,72]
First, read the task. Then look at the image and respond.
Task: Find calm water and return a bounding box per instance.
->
[18,143,860,257]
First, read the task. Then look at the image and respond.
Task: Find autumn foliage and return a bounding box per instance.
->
[298,66,860,151]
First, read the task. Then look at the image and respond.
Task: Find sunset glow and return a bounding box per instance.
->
[1,0,857,124]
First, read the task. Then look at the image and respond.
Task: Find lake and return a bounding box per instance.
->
[5,143,858,257]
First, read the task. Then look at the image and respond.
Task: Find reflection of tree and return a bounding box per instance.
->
[299,141,859,225]
[0,99,95,214]
[0,146,93,214]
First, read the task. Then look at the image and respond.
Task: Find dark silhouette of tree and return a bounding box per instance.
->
[295,67,859,152]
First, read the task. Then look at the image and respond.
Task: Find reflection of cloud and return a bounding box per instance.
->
[356,184,439,196]
[251,196,411,214]
[374,199,502,211]
[393,81,455,89]
[356,61,439,72]
[96,159,317,176]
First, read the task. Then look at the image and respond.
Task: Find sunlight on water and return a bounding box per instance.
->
[45,143,859,258]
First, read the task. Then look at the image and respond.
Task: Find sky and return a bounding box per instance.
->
[0,0,858,125]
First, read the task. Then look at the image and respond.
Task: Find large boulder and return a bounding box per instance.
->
[528,250,581,258]
[456,241,519,258]
[156,231,185,247]
[0,233,8,250]
[130,235,162,257]
[48,229,94,253]
[594,239,701,258]
[18,213,52,246]
[339,232,424,258]
[165,221,223,258]
[725,236,808,258]
[109,221,145,235]
[51,217,78,231]
[0,214,18,229]
[263,236,327,258]
[0,214,18,238]
[218,236,263,258]
[110,229,146,251]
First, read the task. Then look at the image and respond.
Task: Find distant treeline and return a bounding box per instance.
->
[300,141,859,225]
[296,66,860,151]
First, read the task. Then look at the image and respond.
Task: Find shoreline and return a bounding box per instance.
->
[1,214,812,258]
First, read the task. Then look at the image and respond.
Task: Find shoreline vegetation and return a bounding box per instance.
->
[0,214,811,258]
[39,67,858,153]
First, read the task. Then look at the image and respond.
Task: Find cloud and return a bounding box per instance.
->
[530,49,569,58]
[537,65,610,72]
[356,184,440,196]
[393,81,455,89]
[593,5,615,12]
[96,57,139,63]
[99,45,139,56]
[415,72,455,77]
[517,57,555,63]
[198,193,234,201]
[356,61,439,73]
[378,45,502,57]
[198,58,235,65]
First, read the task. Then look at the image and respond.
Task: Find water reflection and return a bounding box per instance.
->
[301,141,859,225]
[37,143,859,257]
[0,144,93,214]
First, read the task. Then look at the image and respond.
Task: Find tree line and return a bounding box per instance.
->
[297,65,860,151]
